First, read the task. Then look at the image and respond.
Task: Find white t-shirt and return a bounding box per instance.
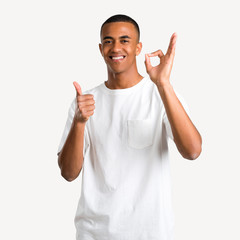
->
[58,76,190,240]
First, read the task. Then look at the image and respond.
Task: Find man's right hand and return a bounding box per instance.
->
[73,81,95,123]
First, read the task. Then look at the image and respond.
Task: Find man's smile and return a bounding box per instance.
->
[109,55,126,62]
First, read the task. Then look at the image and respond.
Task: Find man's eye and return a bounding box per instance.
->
[104,41,112,44]
[121,40,129,43]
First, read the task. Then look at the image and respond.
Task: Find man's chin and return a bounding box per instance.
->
[107,66,125,75]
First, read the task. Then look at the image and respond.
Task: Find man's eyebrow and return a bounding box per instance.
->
[103,36,114,40]
[102,35,131,41]
[119,35,131,39]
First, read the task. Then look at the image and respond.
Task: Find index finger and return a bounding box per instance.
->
[166,32,177,57]
[147,49,164,58]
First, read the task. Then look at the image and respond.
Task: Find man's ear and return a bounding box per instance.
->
[99,43,103,57]
[136,42,142,56]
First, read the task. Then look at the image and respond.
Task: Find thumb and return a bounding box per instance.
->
[144,54,152,74]
[73,81,82,96]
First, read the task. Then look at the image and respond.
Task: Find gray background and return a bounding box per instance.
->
[1,0,239,239]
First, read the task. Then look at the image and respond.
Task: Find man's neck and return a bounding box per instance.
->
[105,70,143,90]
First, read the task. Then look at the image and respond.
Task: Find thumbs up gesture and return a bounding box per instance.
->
[73,81,95,123]
[145,32,177,87]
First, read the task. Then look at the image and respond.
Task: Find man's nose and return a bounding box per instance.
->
[111,41,121,52]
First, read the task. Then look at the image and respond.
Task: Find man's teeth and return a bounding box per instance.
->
[112,56,124,60]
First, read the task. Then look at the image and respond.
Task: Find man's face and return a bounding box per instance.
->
[99,22,142,75]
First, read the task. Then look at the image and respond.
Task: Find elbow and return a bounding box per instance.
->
[185,150,201,160]
[59,161,81,182]
[62,175,76,182]
[61,170,80,182]
[177,138,202,160]
[58,153,81,182]
[183,144,202,160]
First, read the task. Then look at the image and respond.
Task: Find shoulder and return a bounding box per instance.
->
[145,78,189,110]
[82,82,104,95]
[144,77,162,100]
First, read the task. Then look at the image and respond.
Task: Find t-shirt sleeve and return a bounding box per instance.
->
[57,98,90,158]
[163,90,191,141]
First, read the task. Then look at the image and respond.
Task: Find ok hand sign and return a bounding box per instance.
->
[145,32,177,87]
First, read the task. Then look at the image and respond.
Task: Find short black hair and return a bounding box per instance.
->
[100,14,140,42]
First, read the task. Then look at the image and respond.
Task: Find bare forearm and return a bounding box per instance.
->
[58,119,86,181]
[157,83,202,160]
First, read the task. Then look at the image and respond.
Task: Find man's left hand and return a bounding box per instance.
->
[145,32,177,87]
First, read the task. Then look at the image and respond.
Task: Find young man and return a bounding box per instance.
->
[57,14,202,240]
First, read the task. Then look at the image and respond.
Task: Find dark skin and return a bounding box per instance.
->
[99,22,143,89]
[144,32,202,160]
[57,83,94,181]
[99,22,201,159]
[58,21,202,181]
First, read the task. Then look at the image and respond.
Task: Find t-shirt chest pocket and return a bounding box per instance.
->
[127,118,153,149]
